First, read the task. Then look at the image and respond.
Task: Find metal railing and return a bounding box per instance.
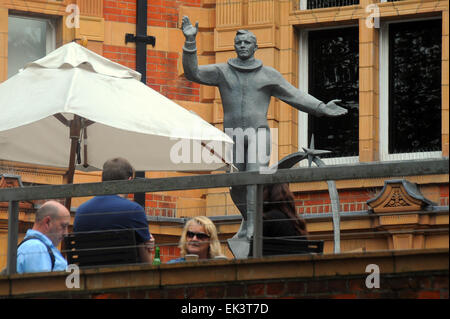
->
[1,158,448,275]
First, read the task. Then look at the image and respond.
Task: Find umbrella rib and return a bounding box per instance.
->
[54,113,70,127]
[83,120,95,127]
[200,141,229,166]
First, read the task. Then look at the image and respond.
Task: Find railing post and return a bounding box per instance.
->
[327,180,341,253]
[250,184,264,258]
[7,200,19,275]
[313,157,341,254]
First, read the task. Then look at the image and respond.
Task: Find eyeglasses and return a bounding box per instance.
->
[186,231,210,240]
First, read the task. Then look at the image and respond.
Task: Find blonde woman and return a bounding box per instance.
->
[167,216,225,263]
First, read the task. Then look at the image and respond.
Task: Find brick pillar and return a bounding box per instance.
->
[359,0,380,162]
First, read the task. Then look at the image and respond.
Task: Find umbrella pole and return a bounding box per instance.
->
[64,115,81,211]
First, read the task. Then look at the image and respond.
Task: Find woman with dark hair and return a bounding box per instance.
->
[263,183,308,239]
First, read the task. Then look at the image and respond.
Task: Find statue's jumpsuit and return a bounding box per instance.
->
[183,47,325,241]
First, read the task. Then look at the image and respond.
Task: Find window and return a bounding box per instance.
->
[380,19,442,160]
[299,0,359,10]
[8,15,56,78]
[299,26,359,165]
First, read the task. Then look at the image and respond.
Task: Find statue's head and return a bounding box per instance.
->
[234,30,258,60]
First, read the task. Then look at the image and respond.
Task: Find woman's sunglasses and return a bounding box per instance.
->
[186,231,210,240]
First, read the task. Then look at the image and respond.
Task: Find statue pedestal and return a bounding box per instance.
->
[227,237,250,259]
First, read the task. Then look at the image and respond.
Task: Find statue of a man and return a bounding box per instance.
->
[181,16,347,257]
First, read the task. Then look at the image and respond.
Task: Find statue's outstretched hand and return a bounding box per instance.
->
[320,99,348,117]
[181,16,198,41]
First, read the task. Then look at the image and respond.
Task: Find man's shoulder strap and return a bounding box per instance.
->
[18,236,55,270]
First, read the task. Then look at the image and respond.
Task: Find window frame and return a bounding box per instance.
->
[379,17,443,161]
[299,0,360,10]
[298,25,360,166]
[7,13,57,78]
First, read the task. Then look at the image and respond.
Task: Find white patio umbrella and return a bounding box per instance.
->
[0,42,233,207]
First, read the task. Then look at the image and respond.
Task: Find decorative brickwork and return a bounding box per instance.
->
[367,180,435,213]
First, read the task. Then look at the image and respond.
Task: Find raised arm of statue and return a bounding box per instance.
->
[181,16,198,49]
[181,16,220,86]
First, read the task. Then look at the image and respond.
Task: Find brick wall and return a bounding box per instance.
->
[295,189,378,215]
[103,0,201,101]
[86,272,448,299]
[295,186,449,215]
[104,0,137,23]
[103,45,136,70]
[1,249,447,299]
[160,245,181,263]
[145,185,450,219]
[146,50,200,101]
[145,193,177,217]
[104,0,202,26]
[440,185,449,206]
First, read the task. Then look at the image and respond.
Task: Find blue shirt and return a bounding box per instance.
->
[166,257,186,264]
[17,229,68,274]
[74,195,150,243]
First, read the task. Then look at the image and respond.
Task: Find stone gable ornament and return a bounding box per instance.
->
[181,16,348,258]
[367,179,436,213]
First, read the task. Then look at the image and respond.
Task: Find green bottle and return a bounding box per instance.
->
[152,246,161,265]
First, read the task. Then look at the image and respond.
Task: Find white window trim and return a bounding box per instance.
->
[10,14,56,53]
[8,15,56,76]
[299,0,307,10]
[298,26,360,166]
[46,19,56,54]
[379,18,442,161]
